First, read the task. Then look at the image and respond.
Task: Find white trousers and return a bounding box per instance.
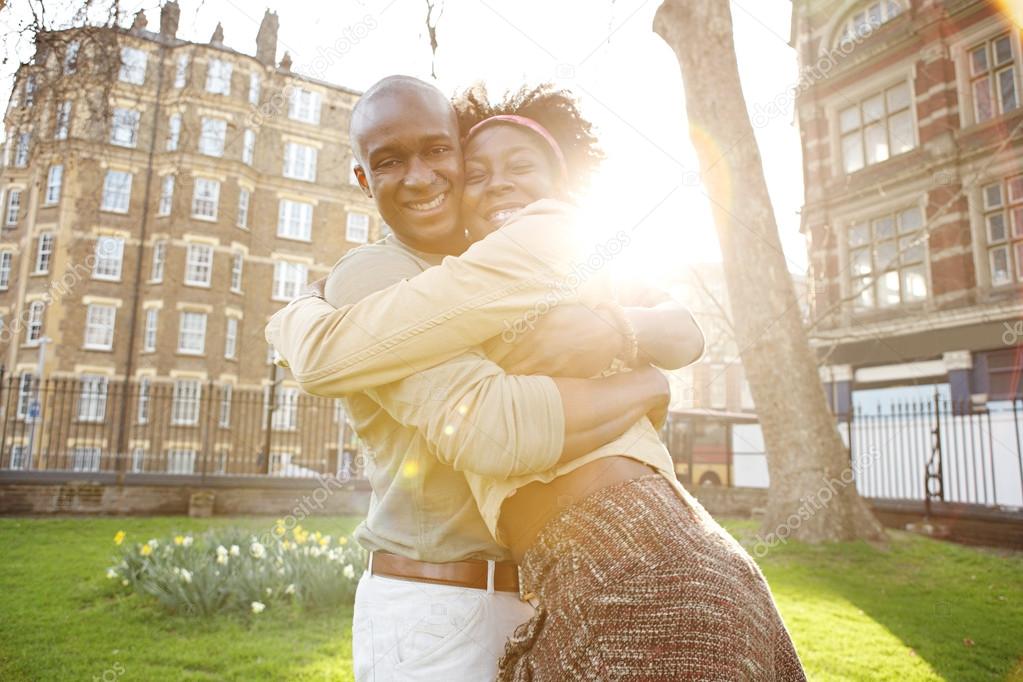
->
[352,571,534,681]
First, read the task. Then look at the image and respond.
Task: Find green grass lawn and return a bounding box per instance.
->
[0,515,1020,681]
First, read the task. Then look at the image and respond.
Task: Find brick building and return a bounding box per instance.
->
[795,0,1023,412]
[0,4,376,473]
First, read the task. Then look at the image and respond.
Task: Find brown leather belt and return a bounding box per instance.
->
[370,551,520,593]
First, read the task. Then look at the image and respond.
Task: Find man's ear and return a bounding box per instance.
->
[353,165,372,198]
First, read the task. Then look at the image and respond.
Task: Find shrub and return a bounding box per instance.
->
[106,522,362,617]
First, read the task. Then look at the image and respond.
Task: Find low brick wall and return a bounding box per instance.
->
[0,472,371,518]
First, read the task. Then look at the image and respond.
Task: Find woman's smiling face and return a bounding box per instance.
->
[461,124,561,239]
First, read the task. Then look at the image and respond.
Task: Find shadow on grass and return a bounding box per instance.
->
[726,521,1023,682]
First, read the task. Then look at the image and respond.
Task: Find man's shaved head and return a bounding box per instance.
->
[350,75,456,164]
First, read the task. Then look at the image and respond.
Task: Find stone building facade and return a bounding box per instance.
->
[794,0,1023,411]
[0,4,375,473]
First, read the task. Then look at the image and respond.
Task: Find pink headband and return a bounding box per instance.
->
[464,115,569,180]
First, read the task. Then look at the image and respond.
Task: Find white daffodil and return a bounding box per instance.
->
[147,539,159,549]
[343,564,355,579]
[106,568,118,579]
[216,545,229,565]
[182,536,194,548]
[180,569,193,584]
[251,601,266,614]
[250,542,266,559]
[285,583,295,595]
[229,544,240,557]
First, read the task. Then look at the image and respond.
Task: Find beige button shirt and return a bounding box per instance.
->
[267,200,677,545]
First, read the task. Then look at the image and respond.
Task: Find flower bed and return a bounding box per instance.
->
[106,520,363,617]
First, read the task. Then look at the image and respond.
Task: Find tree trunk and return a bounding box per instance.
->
[653,0,884,544]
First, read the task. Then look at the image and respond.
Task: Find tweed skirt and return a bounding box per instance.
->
[497,475,806,681]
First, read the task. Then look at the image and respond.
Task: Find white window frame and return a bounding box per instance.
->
[118,46,148,85]
[837,80,915,174]
[846,204,929,308]
[77,375,108,422]
[16,373,34,420]
[177,311,207,355]
[191,178,220,220]
[230,252,244,292]
[8,445,29,470]
[4,189,21,226]
[110,108,140,148]
[14,133,29,166]
[242,129,255,165]
[166,449,197,474]
[170,380,202,426]
[981,175,1023,287]
[137,377,151,424]
[288,88,321,124]
[143,308,158,352]
[130,447,146,473]
[184,243,214,287]
[272,386,300,431]
[84,304,116,350]
[54,100,71,140]
[93,236,125,281]
[237,188,250,228]
[33,232,55,274]
[833,1,904,47]
[44,165,63,205]
[71,447,102,472]
[158,175,174,216]
[174,54,189,88]
[100,170,132,213]
[277,199,313,241]
[167,113,181,151]
[198,117,227,157]
[218,384,233,428]
[283,142,318,181]
[224,317,238,359]
[64,40,80,74]
[205,58,232,95]
[150,240,166,282]
[0,251,12,289]
[26,301,44,344]
[346,212,370,244]
[272,261,308,301]
[966,32,1020,125]
[249,73,261,105]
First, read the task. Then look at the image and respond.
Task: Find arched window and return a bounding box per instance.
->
[835,1,905,47]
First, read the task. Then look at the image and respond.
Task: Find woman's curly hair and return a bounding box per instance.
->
[453,83,605,197]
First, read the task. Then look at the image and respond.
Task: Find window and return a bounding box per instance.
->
[77,375,108,422]
[5,190,21,226]
[166,449,196,474]
[14,133,29,166]
[184,243,213,286]
[119,47,147,84]
[137,378,151,424]
[230,252,244,291]
[54,101,71,140]
[16,374,34,420]
[130,447,146,473]
[44,165,63,205]
[64,40,80,74]
[272,387,300,430]
[272,261,308,301]
[8,445,28,470]
[171,380,202,425]
[158,175,174,216]
[969,34,1019,124]
[283,142,317,181]
[0,252,11,288]
[839,82,914,173]
[101,170,132,213]
[26,301,44,344]
[110,108,140,148]
[848,206,927,308]
[174,54,189,88]
[199,118,227,157]
[237,188,250,228]
[23,75,35,107]
[224,317,238,358]
[84,304,116,350]
[150,240,166,282]
[177,311,207,354]
[33,233,54,274]
[191,178,220,219]
[277,199,313,240]
[288,88,321,124]
[71,447,101,472]
[249,73,261,105]
[242,129,255,165]
[218,384,233,427]
[835,1,903,46]
[982,176,1023,285]
[143,308,158,352]
[205,58,232,95]
[93,236,125,281]
[167,114,181,151]
[346,212,369,243]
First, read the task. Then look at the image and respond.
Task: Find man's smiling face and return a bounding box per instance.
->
[351,84,466,255]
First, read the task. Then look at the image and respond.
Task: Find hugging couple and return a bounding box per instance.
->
[266,75,805,681]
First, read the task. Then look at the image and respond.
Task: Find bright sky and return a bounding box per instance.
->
[1,0,808,283]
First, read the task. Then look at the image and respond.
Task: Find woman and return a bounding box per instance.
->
[450,84,805,680]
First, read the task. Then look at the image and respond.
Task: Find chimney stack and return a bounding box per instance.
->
[256,10,279,66]
[160,1,180,40]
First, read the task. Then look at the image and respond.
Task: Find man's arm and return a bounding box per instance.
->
[267,199,587,395]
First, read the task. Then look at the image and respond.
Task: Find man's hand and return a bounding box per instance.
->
[500,304,622,377]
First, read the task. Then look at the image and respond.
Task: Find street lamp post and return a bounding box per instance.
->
[25,337,52,469]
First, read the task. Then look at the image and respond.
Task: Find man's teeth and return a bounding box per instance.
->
[408,193,446,211]
[489,209,518,223]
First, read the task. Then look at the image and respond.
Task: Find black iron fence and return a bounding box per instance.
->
[0,373,363,479]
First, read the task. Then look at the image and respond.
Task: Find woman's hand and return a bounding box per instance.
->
[500,304,622,377]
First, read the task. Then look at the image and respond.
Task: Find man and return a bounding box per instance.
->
[270,76,673,680]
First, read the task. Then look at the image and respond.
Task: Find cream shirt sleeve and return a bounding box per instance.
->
[265,199,584,395]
